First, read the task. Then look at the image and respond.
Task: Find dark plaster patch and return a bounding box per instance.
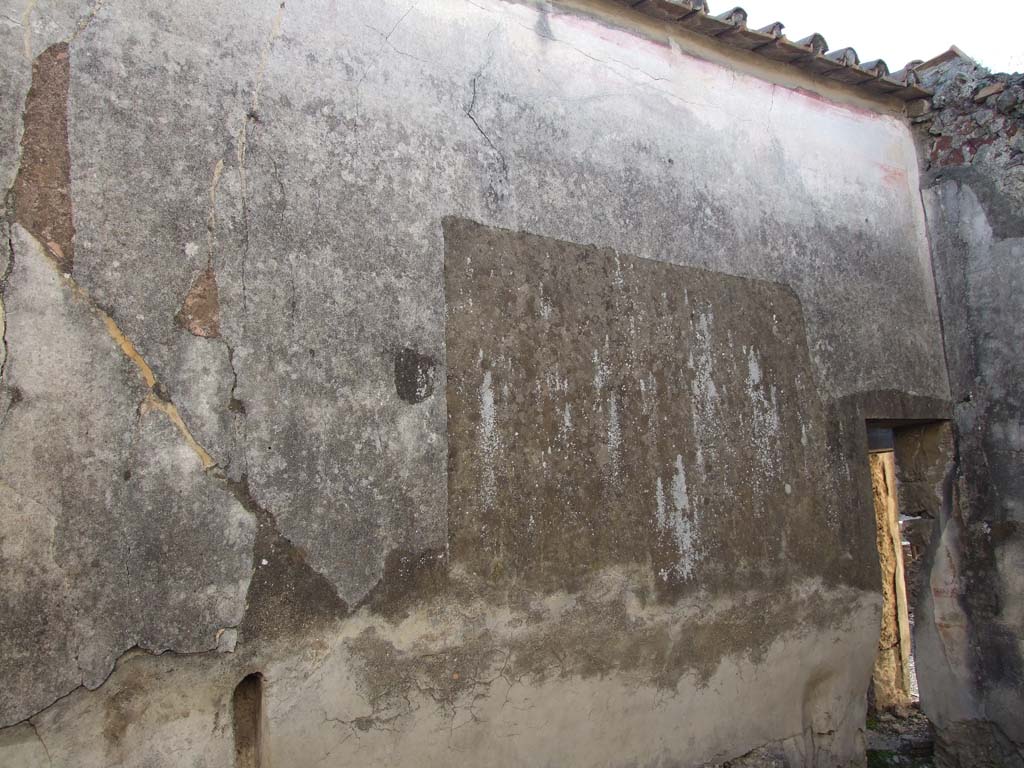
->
[13,43,75,274]
[174,267,221,338]
[443,217,839,598]
[393,347,434,404]
[228,477,348,643]
[101,675,146,747]
[363,548,448,619]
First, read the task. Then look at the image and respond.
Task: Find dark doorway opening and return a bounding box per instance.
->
[868,429,915,710]
[864,421,953,766]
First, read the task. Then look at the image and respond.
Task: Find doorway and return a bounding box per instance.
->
[868,428,914,710]
[864,421,953,766]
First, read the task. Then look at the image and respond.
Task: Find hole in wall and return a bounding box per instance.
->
[233,672,264,768]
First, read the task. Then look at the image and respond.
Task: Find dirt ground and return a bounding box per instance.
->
[866,705,936,767]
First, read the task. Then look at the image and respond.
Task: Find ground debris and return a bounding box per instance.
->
[866,705,935,767]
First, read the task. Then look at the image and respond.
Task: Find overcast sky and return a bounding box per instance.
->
[738,0,1023,74]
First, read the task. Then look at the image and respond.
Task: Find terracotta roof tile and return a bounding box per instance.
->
[614,1,932,102]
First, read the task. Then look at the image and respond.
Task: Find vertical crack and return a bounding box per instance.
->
[238,117,254,318]
[463,75,508,176]
[236,1,286,319]
[0,213,16,385]
[204,158,224,270]
[226,341,245,415]
[197,2,285,325]
[27,719,52,766]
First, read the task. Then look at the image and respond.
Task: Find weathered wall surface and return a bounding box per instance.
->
[0,0,949,765]
[915,57,1024,767]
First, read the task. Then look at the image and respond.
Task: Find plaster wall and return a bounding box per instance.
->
[919,179,1024,763]
[0,0,949,765]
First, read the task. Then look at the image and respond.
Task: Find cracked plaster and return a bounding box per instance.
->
[0,225,254,726]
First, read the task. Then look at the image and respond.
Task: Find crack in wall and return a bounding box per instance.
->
[195,1,285,331]
[20,0,109,59]
[236,1,286,317]
[6,224,220,478]
[93,302,217,470]
[464,75,508,176]
[355,0,422,95]
[27,719,52,766]
[204,158,224,267]
[0,218,16,385]
[225,341,246,415]
[0,662,97,742]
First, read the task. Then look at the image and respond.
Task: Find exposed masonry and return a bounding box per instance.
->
[12,42,74,274]
[175,267,222,338]
[917,55,1024,205]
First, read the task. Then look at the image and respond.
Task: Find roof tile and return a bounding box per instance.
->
[612,1,932,102]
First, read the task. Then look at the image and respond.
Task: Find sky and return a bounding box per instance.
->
[737,0,1024,74]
